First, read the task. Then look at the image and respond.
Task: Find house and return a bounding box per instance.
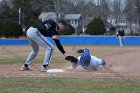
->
[39,12,82,35]
[39,12,82,28]
[107,13,127,31]
[64,14,82,35]
[39,12,57,22]
[64,14,82,28]
[107,13,140,35]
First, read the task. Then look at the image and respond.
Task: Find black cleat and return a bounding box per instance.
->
[102,59,106,66]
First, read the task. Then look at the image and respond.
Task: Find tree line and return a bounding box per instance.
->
[0,0,140,37]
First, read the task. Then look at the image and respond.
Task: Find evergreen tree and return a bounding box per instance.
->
[58,24,75,35]
[85,18,106,35]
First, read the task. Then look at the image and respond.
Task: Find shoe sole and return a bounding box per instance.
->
[41,70,47,72]
[21,67,31,71]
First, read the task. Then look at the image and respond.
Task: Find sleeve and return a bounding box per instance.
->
[53,39,66,54]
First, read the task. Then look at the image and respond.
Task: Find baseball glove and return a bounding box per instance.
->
[65,56,78,63]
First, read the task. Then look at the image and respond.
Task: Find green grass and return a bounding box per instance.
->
[0,56,66,64]
[0,58,42,64]
[0,77,140,93]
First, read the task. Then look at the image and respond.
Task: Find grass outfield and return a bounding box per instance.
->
[0,77,140,93]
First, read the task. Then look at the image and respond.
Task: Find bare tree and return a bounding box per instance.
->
[113,0,120,23]
[53,0,110,26]
[133,0,140,26]
[100,0,109,22]
[122,0,140,35]
[59,0,75,14]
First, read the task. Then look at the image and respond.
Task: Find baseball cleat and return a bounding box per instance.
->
[41,65,49,72]
[21,64,31,71]
[102,59,106,66]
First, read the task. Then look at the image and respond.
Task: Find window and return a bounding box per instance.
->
[75,20,78,25]
[122,19,126,23]
[71,20,74,24]
[110,20,112,23]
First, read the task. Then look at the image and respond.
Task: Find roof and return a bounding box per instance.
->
[39,12,57,20]
[64,14,81,20]
[39,12,82,22]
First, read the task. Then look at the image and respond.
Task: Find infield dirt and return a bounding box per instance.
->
[0,45,140,78]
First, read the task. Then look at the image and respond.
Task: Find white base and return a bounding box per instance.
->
[47,69,64,73]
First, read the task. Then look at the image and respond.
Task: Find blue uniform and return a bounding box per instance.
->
[77,49,104,70]
[25,20,66,66]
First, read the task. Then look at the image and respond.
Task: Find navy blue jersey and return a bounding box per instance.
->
[32,20,66,54]
[118,29,125,36]
[33,20,58,37]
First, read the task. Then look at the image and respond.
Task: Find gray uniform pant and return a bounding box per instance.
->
[118,36,123,48]
[25,27,54,65]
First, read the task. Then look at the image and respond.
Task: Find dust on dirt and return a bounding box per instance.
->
[0,45,140,78]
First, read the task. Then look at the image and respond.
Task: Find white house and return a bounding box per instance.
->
[107,13,140,35]
[107,14,127,31]
[38,12,83,35]
[38,12,82,29]
[39,12,57,22]
[64,14,82,29]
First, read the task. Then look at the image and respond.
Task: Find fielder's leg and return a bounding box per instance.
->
[119,36,123,48]
[41,41,54,72]
[25,39,39,65]
[22,27,39,71]
[35,31,54,72]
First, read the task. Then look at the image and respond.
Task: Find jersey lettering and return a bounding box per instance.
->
[44,24,51,30]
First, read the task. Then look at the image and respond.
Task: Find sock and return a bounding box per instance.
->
[24,64,28,67]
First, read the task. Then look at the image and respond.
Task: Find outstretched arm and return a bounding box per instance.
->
[53,38,66,54]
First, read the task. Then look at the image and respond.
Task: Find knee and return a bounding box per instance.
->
[32,49,39,55]
[48,47,54,52]
[47,45,54,51]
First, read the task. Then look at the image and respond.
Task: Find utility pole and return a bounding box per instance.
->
[118,0,121,30]
[18,8,21,25]
[97,0,101,17]
[54,0,60,22]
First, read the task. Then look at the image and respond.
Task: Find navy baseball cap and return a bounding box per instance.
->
[58,19,67,26]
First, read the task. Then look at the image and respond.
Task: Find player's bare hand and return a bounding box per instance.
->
[63,53,67,57]
[52,35,58,39]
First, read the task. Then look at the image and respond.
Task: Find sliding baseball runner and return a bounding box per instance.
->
[65,48,106,70]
